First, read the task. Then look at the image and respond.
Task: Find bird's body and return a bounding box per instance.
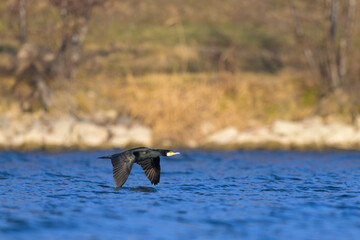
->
[99,147,180,187]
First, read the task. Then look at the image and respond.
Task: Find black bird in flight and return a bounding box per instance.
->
[99,147,180,187]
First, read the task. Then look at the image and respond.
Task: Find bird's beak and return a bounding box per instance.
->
[166,151,180,156]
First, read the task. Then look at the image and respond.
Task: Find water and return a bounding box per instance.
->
[1,150,360,240]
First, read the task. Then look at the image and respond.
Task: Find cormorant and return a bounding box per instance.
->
[99,147,180,187]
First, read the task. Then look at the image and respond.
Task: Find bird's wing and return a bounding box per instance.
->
[137,157,161,185]
[112,153,135,188]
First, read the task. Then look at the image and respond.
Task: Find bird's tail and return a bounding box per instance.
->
[98,155,112,159]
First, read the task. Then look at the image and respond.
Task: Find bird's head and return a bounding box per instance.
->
[152,149,180,157]
[164,150,181,157]
[132,148,180,160]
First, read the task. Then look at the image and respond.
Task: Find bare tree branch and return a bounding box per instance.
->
[289,0,316,70]
[329,0,338,42]
[18,0,26,44]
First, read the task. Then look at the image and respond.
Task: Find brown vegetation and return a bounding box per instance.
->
[67,71,313,145]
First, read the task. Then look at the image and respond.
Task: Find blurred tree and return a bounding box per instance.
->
[12,43,54,111]
[49,0,105,80]
[290,0,359,120]
[8,0,106,111]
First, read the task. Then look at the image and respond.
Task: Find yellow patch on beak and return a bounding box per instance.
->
[166,151,180,156]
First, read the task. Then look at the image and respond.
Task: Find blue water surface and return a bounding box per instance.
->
[0,149,360,240]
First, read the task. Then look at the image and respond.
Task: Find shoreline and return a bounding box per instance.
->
[0,113,359,151]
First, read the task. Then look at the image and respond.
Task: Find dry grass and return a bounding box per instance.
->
[65,70,314,146]
[1,69,353,147]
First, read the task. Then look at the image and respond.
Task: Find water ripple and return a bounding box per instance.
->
[0,150,360,240]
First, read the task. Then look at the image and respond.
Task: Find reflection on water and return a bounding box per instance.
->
[120,186,158,193]
[0,150,360,239]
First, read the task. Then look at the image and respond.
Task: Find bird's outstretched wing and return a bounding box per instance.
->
[111,153,135,188]
[137,157,161,185]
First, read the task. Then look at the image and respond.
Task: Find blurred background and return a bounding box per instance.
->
[0,0,359,148]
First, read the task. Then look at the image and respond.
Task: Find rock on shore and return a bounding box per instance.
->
[0,114,359,150]
[0,114,152,149]
[206,118,360,149]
